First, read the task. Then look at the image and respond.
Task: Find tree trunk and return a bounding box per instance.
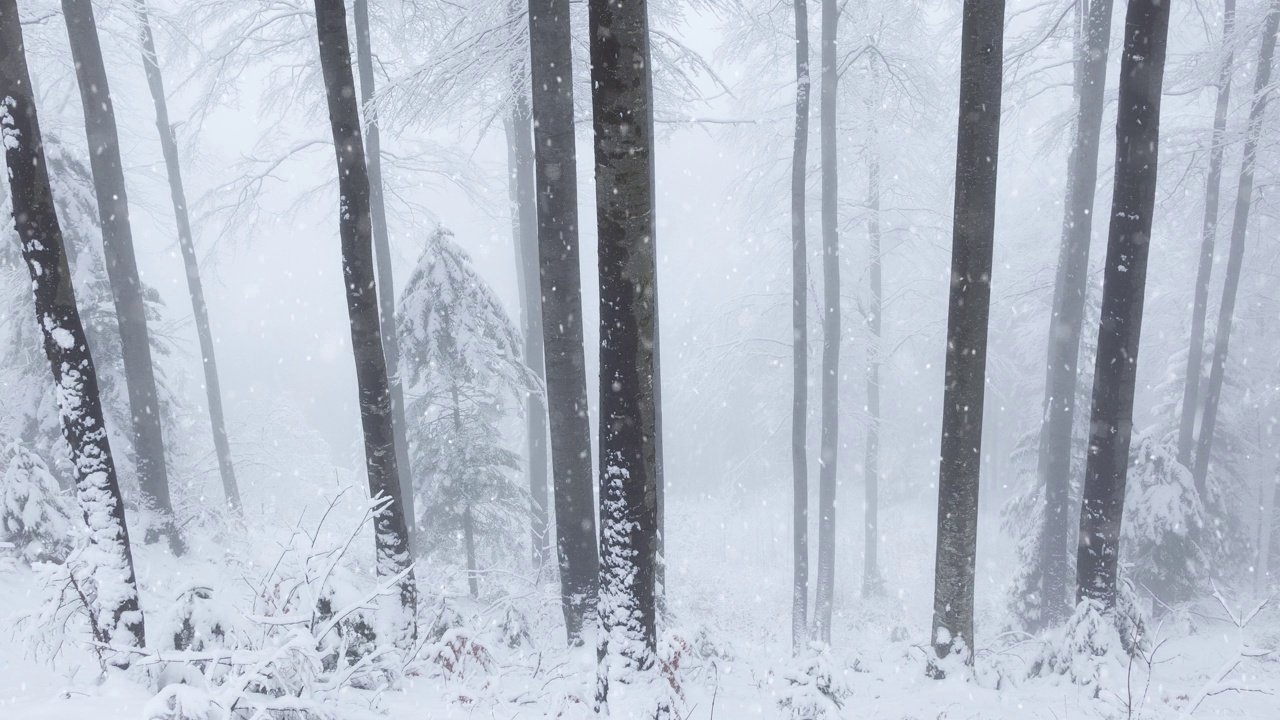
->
[0,0,145,649]
[62,0,182,554]
[1192,0,1279,494]
[587,0,660,709]
[812,0,839,647]
[790,0,811,656]
[503,98,551,571]
[134,0,240,513]
[1036,0,1114,628]
[863,150,883,599]
[526,0,599,644]
[1178,0,1237,473]
[313,0,417,645]
[930,0,1005,669]
[352,0,416,545]
[1075,0,1171,609]
[452,387,480,599]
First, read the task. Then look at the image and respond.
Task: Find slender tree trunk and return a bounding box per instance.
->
[1076,0,1171,609]
[452,387,480,599]
[62,0,182,554]
[0,2,145,651]
[587,0,660,709]
[1178,0,1236,474]
[1192,0,1279,493]
[1036,0,1115,628]
[526,0,599,644]
[313,0,417,645]
[930,0,1005,670]
[134,0,240,513]
[863,150,883,599]
[352,0,416,541]
[812,0,839,647]
[790,0,811,656]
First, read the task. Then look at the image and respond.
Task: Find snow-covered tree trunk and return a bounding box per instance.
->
[587,0,662,710]
[1192,0,1279,494]
[352,0,416,543]
[863,149,883,599]
[1075,0,1171,609]
[0,0,145,649]
[930,0,1004,670]
[313,0,417,645]
[1036,0,1114,628]
[526,0,599,645]
[812,0,839,647]
[1178,0,1237,473]
[134,0,240,513]
[790,0,811,656]
[62,0,181,554]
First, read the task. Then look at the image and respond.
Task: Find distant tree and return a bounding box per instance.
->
[789,0,811,655]
[1,442,75,563]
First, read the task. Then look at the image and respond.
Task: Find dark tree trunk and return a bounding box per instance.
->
[812,0,839,647]
[503,98,551,571]
[863,150,883,599]
[587,0,660,708]
[134,0,240,513]
[930,0,1004,669]
[1192,0,1279,494]
[1076,0,1172,609]
[1036,0,1114,628]
[1178,0,1236,473]
[790,0,811,656]
[62,0,182,554]
[526,0,599,644]
[352,0,416,543]
[313,0,417,643]
[0,0,145,649]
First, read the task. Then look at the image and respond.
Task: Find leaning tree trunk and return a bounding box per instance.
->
[812,0,840,648]
[0,0,145,650]
[134,0,240,513]
[1036,0,1115,628]
[587,0,661,710]
[1178,0,1237,473]
[863,148,883,599]
[1192,0,1279,494]
[62,0,181,554]
[1076,0,1172,609]
[526,0,600,645]
[789,0,811,656]
[930,0,1005,670]
[313,0,417,645]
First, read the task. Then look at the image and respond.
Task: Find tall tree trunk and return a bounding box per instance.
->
[134,0,240,513]
[1178,0,1237,473]
[1076,0,1171,609]
[1192,0,1279,493]
[587,0,660,709]
[790,0,811,656]
[930,0,1004,669]
[313,0,417,645]
[452,387,480,599]
[1036,0,1115,628]
[352,0,416,541]
[812,0,839,647]
[504,98,551,571]
[526,0,599,644]
[0,1,146,651]
[863,150,883,599]
[62,0,182,554]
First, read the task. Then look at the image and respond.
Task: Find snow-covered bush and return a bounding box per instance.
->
[776,644,853,718]
[1,442,75,563]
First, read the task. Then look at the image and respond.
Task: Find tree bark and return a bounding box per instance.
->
[1036,0,1114,627]
[863,149,883,599]
[134,0,240,513]
[790,0,811,656]
[0,0,145,649]
[313,0,417,645]
[587,0,660,708]
[812,0,839,647]
[1192,0,1279,494]
[930,0,1004,669]
[62,0,182,554]
[1178,0,1237,474]
[526,0,599,645]
[1075,0,1171,609]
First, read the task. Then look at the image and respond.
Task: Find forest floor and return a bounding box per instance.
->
[2,495,1276,719]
